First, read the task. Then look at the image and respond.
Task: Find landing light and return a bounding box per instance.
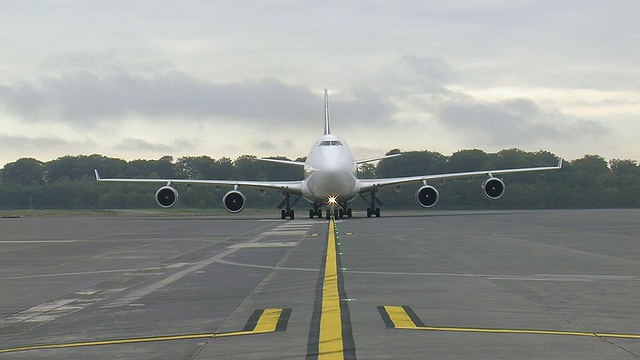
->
[327,196,338,205]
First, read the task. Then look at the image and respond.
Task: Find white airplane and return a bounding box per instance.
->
[95,89,562,219]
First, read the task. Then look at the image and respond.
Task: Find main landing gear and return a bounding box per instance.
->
[366,207,381,218]
[278,192,300,220]
[309,208,323,219]
[360,190,382,218]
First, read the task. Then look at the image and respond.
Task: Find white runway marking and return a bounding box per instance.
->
[0,240,77,244]
[229,242,298,248]
[261,231,309,236]
[0,269,137,280]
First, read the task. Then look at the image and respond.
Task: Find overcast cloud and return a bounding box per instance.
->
[0,1,638,166]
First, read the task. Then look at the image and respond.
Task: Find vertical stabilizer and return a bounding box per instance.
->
[324,89,330,135]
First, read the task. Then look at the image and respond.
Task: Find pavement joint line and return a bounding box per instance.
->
[0,308,291,354]
[379,305,640,340]
[105,231,272,308]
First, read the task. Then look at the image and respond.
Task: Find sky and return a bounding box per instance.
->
[0,1,639,167]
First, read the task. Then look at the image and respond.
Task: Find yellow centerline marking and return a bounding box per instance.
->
[0,308,287,354]
[318,217,344,359]
[382,305,640,340]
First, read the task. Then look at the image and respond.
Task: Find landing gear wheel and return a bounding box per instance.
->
[282,209,294,219]
[366,208,380,218]
[362,190,383,218]
[309,209,323,219]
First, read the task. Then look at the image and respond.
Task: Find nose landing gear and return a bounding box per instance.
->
[323,203,352,219]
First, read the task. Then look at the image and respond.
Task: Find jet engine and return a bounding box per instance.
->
[223,190,246,213]
[416,185,439,208]
[482,177,505,200]
[155,186,178,208]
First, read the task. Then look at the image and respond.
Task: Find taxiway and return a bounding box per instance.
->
[1,209,640,359]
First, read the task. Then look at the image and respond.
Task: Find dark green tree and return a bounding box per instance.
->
[1,158,46,185]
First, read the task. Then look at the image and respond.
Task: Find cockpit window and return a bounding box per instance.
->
[319,140,343,146]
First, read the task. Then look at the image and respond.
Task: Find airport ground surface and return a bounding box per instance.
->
[1,209,640,359]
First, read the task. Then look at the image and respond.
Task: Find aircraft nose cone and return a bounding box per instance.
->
[313,171,354,197]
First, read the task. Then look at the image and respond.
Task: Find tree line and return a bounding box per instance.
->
[0,149,639,210]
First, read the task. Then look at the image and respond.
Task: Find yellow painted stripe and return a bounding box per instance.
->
[384,306,418,328]
[215,308,284,337]
[596,332,640,340]
[383,305,640,341]
[252,308,283,332]
[0,308,286,353]
[398,326,598,337]
[318,217,343,359]
[0,334,214,353]
[396,324,640,340]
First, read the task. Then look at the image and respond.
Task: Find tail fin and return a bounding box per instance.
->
[324,89,330,135]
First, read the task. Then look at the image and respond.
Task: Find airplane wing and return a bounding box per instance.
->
[356,153,401,164]
[258,158,306,166]
[358,159,563,193]
[94,170,304,194]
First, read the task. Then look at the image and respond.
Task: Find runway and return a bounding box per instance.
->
[2,209,640,359]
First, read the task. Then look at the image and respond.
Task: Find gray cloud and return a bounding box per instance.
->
[332,88,397,126]
[113,138,194,153]
[439,98,608,148]
[0,135,95,153]
[401,55,454,90]
[0,83,50,119]
[0,1,638,165]
[254,141,277,151]
[0,73,397,127]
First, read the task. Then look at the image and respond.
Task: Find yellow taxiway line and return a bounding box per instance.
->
[0,308,289,354]
[318,217,344,359]
[381,305,640,340]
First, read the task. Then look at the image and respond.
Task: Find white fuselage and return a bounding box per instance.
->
[301,134,360,205]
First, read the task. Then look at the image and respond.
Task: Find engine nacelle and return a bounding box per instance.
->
[416,185,439,208]
[223,190,246,213]
[482,177,505,200]
[155,186,178,208]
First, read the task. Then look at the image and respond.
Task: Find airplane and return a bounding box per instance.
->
[95,89,562,219]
